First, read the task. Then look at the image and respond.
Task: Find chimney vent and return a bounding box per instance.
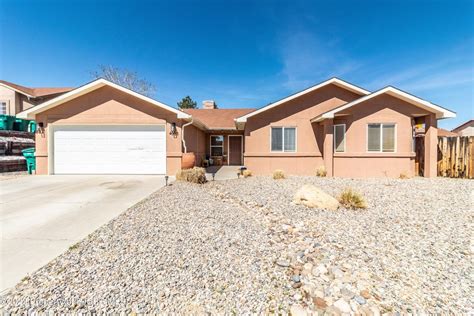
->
[202,100,216,109]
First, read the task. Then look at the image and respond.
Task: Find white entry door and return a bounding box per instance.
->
[53,125,166,174]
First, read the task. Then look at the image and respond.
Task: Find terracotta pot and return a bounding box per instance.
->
[182,152,196,169]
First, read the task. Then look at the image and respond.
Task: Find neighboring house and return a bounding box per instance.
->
[0,80,72,116]
[438,128,458,137]
[451,119,474,136]
[17,77,456,178]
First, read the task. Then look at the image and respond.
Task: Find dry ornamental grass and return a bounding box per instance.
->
[315,166,327,177]
[338,188,367,209]
[176,167,207,184]
[242,170,253,178]
[273,169,286,179]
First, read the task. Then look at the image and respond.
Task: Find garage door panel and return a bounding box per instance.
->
[53,126,166,174]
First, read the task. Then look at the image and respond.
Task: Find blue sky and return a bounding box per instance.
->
[0,0,472,129]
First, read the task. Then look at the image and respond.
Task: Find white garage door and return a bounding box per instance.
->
[53,125,166,174]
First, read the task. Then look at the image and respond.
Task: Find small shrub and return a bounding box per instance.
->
[339,188,367,209]
[69,243,80,251]
[273,169,285,180]
[176,167,207,184]
[315,166,327,177]
[243,170,252,178]
[399,172,410,179]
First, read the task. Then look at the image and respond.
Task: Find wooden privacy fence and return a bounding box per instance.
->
[437,136,474,179]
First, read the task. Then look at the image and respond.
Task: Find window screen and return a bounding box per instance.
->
[0,102,6,115]
[368,124,381,151]
[382,124,395,152]
[272,127,296,152]
[334,124,345,152]
[210,135,224,156]
[271,127,283,151]
[284,128,296,152]
[368,123,395,152]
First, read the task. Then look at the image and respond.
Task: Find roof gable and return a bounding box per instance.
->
[235,78,370,124]
[312,86,456,122]
[17,78,191,120]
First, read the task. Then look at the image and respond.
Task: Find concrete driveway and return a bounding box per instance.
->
[0,175,165,292]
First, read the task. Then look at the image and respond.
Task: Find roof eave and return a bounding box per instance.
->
[234,77,370,122]
[0,82,35,98]
[317,86,456,121]
[17,78,190,120]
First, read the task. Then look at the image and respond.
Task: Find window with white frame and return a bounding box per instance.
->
[210,135,224,156]
[367,123,396,152]
[271,127,296,152]
[0,101,7,114]
[334,124,346,152]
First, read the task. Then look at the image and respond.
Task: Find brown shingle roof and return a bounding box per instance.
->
[0,80,73,97]
[183,108,255,129]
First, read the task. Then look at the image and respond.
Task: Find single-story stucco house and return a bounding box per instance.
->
[0,80,72,115]
[17,77,456,178]
[451,119,474,136]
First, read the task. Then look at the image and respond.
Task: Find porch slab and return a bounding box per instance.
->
[206,165,243,181]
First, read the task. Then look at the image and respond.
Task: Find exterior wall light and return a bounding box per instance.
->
[169,122,178,137]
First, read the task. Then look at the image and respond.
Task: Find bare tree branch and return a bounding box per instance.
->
[91,65,157,97]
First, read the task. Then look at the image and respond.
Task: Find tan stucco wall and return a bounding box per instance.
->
[183,124,206,166]
[243,86,435,178]
[333,156,415,177]
[19,95,41,112]
[0,87,62,115]
[330,94,431,177]
[0,87,16,115]
[34,86,184,175]
[243,84,362,175]
[245,155,324,175]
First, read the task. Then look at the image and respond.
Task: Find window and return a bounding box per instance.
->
[334,124,346,152]
[210,135,224,156]
[0,101,6,114]
[367,123,396,152]
[271,127,296,152]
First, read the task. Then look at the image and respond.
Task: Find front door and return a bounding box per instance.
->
[228,136,242,165]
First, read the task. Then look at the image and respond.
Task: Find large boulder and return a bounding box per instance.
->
[293,185,339,210]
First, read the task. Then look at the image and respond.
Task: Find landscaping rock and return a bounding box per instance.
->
[334,298,351,313]
[2,176,471,314]
[354,295,367,305]
[293,185,339,210]
[290,304,307,316]
[276,259,290,267]
[313,297,327,309]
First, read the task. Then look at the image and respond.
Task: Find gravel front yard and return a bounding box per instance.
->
[1,176,472,314]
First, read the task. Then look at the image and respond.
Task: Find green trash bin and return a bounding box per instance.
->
[22,148,36,174]
[28,121,37,133]
[14,118,30,131]
[0,115,15,130]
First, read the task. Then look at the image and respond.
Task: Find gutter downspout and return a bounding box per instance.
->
[181,119,193,153]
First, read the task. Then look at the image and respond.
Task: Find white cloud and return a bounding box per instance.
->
[362,42,474,93]
[278,29,361,90]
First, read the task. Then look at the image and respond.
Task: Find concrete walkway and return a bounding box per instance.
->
[205,165,243,181]
[0,175,165,293]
